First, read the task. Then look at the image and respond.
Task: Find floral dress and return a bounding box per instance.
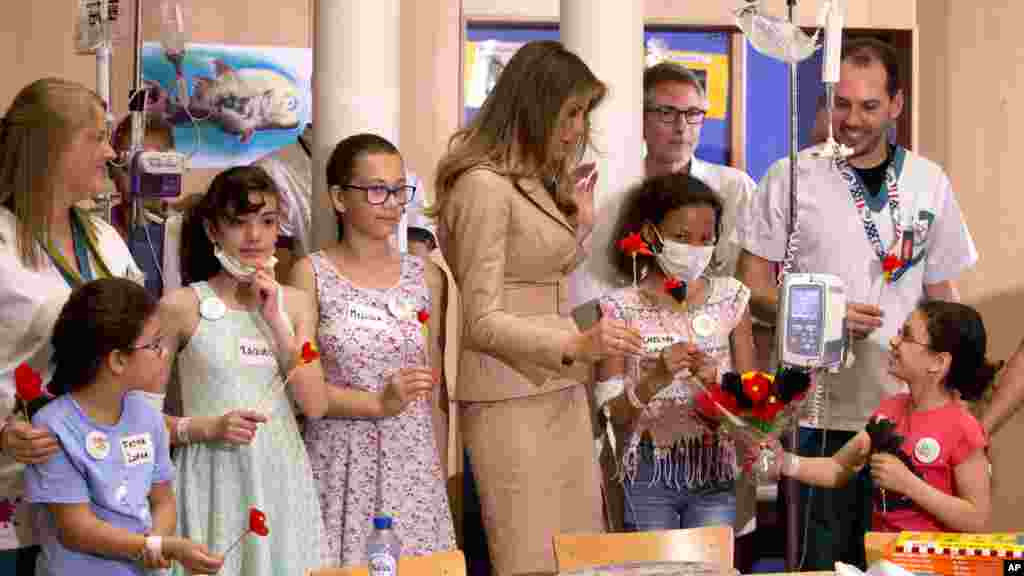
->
[303,252,454,566]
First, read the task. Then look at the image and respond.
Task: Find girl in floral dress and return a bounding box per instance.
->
[289,133,454,566]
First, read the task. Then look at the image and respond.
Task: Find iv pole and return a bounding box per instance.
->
[783,0,801,571]
[127,0,145,235]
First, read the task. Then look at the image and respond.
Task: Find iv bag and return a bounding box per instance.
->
[735,2,820,64]
[160,0,187,56]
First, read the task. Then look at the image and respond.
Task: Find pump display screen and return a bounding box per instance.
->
[785,284,823,357]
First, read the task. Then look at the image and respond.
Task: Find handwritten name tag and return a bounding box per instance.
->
[346,303,390,331]
[643,333,683,355]
[239,337,276,366]
[120,433,153,467]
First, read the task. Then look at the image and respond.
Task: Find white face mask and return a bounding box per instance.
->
[214,245,278,281]
[130,390,166,412]
[653,228,714,283]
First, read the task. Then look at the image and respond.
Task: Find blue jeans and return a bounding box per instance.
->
[622,443,736,531]
[0,546,40,576]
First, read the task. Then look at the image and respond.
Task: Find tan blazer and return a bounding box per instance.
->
[425,248,461,480]
[439,167,590,403]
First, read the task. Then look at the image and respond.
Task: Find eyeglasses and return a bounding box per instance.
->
[341,184,416,206]
[646,105,707,126]
[895,327,931,350]
[127,336,167,359]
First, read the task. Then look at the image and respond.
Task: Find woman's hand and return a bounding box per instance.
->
[378,368,438,418]
[206,410,268,445]
[573,162,598,238]
[2,419,60,464]
[163,537,224,575]
[570,317,643,363]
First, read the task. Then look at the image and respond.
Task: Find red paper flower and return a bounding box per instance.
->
[249,508,269,536]
[741,371,773,404]
[14,363,42,403]
[618,233,653,257]
[882,254,902,273]
[751,395,786,422]
[299,342,320,365]
[664,277,682,291]
[695,385,738,420]
[417,309,430,324]
[0,498,16,526]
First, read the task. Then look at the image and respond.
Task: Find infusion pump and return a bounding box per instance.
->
[777,273,848,371]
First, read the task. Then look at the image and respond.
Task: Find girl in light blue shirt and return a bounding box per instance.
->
[25,278,222,575]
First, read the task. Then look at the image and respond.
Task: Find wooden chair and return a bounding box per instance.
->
[307,549,466,576]
[553,526,734,573]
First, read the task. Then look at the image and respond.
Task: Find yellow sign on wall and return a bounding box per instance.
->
[465,41,730,122]
[651,50,730,120]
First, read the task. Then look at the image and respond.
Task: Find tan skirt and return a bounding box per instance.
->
[462,384,605,576]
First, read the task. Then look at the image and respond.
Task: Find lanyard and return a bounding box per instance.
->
[41,208,113,288]
[836,146,911,282]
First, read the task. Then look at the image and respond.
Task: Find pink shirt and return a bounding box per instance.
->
[871,393,987,532]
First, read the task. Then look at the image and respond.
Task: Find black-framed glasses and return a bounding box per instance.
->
[341,184,416,206]
[895,327,931,350]
[127,336,167,358]
[646,105,707,126]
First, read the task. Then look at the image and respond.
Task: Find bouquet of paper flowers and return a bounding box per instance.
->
[692,368,813,472]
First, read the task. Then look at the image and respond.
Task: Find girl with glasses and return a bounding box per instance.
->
[289,133,453,566]
[24,278,222,575]
[758,300,994,533]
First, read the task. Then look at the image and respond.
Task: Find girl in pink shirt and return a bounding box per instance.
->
[761,301,994,532]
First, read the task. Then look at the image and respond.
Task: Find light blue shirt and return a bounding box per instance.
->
[24,392,175,576]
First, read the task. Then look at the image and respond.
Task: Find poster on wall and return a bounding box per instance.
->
[463,39,523,109]
[464,38,730,121]
[646,40,730,120]
[140,42,312,168]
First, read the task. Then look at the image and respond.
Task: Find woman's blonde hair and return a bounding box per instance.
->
[0,78,105,267]
[432,41,605,216]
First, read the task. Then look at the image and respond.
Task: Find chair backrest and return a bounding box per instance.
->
[553,526,734,573]
[307,549,466,576]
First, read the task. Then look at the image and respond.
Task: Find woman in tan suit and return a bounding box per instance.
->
[434,41,643,576]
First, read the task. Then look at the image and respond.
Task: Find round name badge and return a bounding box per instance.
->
[914,437,941,464]
[387,293,415,320]
[199,296,227,321]
[86,430,110,460]
[691,313,717,338]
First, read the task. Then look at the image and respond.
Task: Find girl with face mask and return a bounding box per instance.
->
[159,166,329,576]
[594,172,756,535]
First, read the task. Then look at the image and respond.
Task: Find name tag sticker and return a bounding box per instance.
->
[120,433,154,467]
[643,333,682,355]
[239,337,276,366]
[346,303,390,331]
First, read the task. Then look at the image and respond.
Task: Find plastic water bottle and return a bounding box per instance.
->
[366,516,401,576]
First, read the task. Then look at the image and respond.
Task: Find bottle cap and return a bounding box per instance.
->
[373,516,393,530]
